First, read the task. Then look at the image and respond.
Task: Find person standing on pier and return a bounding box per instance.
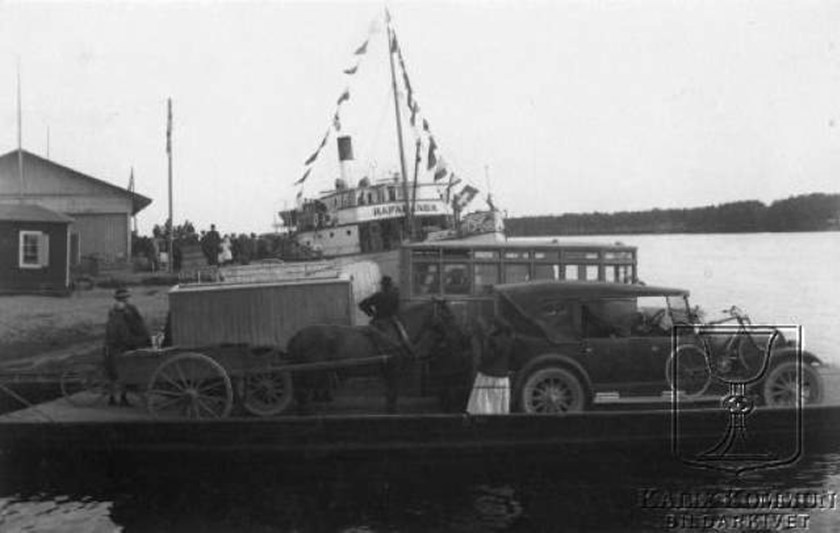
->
[467,318,513,415]
[104,287,151,406]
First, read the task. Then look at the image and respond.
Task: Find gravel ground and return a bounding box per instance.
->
[0,286,171,364]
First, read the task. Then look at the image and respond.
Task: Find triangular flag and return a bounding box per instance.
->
[337,89,350,105]
[426,136,438,171]
[343,64,359,75]
[434,166,448,182]
[354,40,369,55]
[295,168,312,185]
[304,151,318,166]
[333,112,341,131]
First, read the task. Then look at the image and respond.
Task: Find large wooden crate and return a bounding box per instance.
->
[168,278,354,350]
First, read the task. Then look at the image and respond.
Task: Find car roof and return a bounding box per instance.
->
[494,280,688,304]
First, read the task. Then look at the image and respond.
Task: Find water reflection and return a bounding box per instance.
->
[0,447,837,531]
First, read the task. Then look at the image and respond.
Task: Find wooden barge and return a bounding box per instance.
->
[2,388,839,459]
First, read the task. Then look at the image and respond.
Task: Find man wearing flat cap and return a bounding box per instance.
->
[104,287,151,406]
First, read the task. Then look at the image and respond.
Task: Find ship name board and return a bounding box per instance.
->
[370,202,440,219]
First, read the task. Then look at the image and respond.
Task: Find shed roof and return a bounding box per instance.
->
[0,149,152,215]
[0,203,74,223]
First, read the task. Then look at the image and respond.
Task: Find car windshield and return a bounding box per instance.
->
[666,295,693,323]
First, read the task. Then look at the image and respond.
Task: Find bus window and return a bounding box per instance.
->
[444,264,471,294]
[474,263,499,292]
[504,264,530,283]
[585,265,600,281]
[474,250,498,260]
[533,250,560,261]
[534,264,559,280]
[564,265,579,280]
[504,251,529,260]
[617,265,634,284]
[413,263,440,295]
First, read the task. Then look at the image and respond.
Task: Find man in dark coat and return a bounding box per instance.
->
[204,224,221,265]
[105,287,151,406]
[358,276,400,326]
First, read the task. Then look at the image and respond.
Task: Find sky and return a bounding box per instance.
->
[0,0,838,235]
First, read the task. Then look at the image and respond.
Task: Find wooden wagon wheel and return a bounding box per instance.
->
[146,352,233,419]
[241,370,294,417]
[60,362,110,407]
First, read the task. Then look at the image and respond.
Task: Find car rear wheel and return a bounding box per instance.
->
[519,366,586,414]
[761,361,823,407]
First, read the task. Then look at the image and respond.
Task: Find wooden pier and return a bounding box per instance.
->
[2,395,839,458]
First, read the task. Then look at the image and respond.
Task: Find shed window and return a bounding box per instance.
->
[19,231,49,269]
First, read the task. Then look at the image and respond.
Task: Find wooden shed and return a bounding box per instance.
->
[0,149,151,265]
[0,203,73,295]
[169,277,356,349]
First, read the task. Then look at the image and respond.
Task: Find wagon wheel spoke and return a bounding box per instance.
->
[197,380,227,394]
[148,393,184,412]
[147,352,233,419]
[242,370,294,417]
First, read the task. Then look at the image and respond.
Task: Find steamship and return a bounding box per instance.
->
[277,10,503,275]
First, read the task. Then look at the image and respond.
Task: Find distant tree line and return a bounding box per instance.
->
[505,193,840,236]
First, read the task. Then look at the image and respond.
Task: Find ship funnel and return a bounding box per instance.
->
[337,135,354,186]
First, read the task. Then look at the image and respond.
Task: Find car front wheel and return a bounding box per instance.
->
[519,366,587,414]
[761,361,823,407]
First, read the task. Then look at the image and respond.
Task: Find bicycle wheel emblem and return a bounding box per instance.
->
[670,323,804,475]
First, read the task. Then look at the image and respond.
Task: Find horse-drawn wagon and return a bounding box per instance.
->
[60,261,471,419]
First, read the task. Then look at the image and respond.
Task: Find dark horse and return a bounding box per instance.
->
[286,298,470,414]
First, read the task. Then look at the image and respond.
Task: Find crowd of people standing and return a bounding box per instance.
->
[140,221,316,272]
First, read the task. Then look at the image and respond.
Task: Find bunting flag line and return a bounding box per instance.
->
[291,15,378,188]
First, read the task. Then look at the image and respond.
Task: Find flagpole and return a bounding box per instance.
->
[167,98,174,274]
[386,11,413,240]
[17,59,24,202]
[129,167,137,234]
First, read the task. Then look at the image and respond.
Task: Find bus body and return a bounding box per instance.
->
[399,239,638,325]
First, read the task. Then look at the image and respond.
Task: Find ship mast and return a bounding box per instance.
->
[386,12,413,239]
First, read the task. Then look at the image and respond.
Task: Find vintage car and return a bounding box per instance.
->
[493,281,825,413]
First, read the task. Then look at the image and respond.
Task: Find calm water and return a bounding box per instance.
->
[1,232,839,532]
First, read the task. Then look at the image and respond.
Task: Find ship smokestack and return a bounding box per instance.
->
[337,135,354,187]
